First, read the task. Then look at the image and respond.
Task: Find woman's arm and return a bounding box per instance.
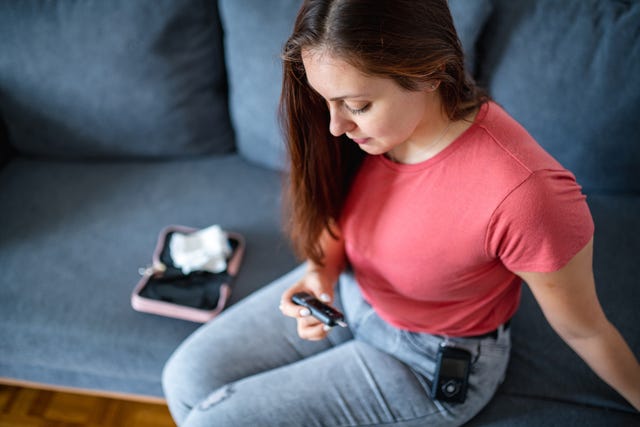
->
[516,238,640,411]
[280,225,347,341]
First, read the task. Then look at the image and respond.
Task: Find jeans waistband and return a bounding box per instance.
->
[461,319,511,340]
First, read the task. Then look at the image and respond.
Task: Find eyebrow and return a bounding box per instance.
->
[306,80,369,101]
[329,94,369,101]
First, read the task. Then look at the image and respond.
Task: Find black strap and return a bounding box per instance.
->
[465,319,511,340]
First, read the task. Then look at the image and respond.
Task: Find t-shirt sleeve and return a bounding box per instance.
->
[485,169,595,272]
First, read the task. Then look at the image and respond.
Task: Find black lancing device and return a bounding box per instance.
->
[291,292,348,327]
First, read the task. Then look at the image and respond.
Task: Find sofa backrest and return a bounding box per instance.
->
[0,0,234,160]
[218,0,495,171]
[477,0,640,195]
[218,0,301,171]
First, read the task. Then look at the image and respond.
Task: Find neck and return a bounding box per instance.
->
[388,111,454,165]
[387,106,480,165]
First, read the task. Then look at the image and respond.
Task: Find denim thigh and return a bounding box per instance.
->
[163,264,353,424]
[167,268,511,427]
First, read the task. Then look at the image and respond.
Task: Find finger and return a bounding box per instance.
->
[297,315,333,341]
[279,300,313,318]
[297,321,329,341]
[318,292,332,303]
[305,274,333,303]
[279,282,313,317]
[279,290,306,317]
[297,312,321,327]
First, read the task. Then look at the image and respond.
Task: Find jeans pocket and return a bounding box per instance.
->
[478,331,511,359]
[472,332,511,386]
[402,331,441,360]
[393,331,443,380]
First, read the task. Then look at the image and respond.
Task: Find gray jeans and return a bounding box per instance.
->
[162,265,511,426]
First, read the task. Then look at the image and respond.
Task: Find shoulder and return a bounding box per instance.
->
[443,102,569,206]
[472,102,564,174]
[486,168,594,272]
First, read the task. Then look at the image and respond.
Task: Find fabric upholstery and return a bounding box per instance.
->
[218,0,300,171]
[0,155,297,396]
[468,394,639,426]
[0,0,234,159]
[1,1,639,421]
[448,0,494,73]
[477,0,640,193]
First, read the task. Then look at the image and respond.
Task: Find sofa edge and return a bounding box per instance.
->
[0,116,15,169]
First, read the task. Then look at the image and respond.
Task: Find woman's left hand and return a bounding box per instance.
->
[279,268,338,341]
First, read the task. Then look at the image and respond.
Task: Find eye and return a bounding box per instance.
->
[343,102,371,115]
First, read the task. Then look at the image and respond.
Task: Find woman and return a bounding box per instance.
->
[163,1,640,425]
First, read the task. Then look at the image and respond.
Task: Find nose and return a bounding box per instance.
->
[328,105,356,137]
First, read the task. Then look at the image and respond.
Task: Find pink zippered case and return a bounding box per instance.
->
[131,225,245,323]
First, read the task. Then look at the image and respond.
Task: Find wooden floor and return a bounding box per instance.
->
[0,384,175,427]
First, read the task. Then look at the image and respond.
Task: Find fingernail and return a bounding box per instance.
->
[299,308,311,317]
[319,293,331,303]
[322,325,333,332]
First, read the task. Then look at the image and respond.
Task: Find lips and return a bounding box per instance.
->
[350,137,370,145]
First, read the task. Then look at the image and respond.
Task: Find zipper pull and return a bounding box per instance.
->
[138,261,167,277]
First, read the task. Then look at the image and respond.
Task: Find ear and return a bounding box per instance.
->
[423,63,446,92]
[422,80,441,92]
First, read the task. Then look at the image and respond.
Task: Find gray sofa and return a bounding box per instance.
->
[0,0,638,425]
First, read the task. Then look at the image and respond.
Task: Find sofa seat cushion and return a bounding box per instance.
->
[478,0,640,193]
[0,155,297,397]
[0,0,233,159]
[501,194,640,414]
[468,394,639,426]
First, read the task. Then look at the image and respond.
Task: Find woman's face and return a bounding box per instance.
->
[302,48,441,157]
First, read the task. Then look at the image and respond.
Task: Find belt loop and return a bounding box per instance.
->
[498,319,511,339]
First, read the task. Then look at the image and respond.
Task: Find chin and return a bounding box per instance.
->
[358,145,384,156]
[352,140,385,155]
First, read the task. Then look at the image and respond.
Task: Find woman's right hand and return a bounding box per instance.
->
[279,269,338,341]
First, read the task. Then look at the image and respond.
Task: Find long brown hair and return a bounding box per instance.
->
[280,0,487,264]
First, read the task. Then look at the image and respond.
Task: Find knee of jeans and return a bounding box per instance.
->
[162,351,180,398]
[162,346,211,422]
[181,384,253,427]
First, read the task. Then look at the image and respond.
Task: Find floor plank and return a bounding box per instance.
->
[0,385,175,427]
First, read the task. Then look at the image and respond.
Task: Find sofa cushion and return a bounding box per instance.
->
[468,394,639,426]
[448,0,494,74]
[0,155,297,396]
[0,0,234,159]
[219,0,494,171]
[218,0,300,171]
[477,0,640,193]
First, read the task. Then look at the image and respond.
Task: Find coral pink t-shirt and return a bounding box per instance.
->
[340,102,594,336]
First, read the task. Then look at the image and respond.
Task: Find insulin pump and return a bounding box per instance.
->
[291,292,347,328]
[432,343,472,403]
